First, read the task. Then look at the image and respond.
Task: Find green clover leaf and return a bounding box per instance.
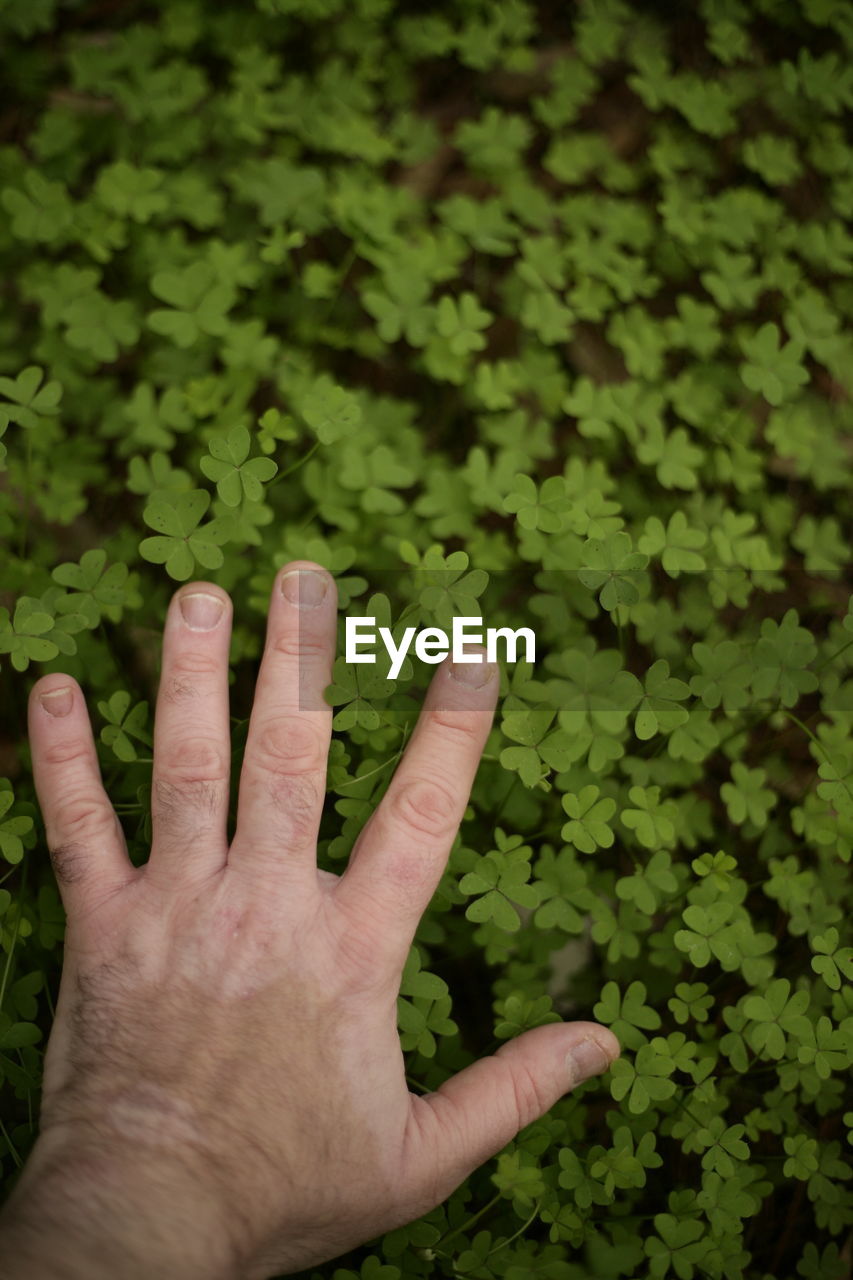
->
[0,789,34,866]
[739,322,810,406]
[742,977,811,1059]
[616,850,679,916]
[502,473,571,532]
[298,375,363,445]
[0,366,62,431]
[0,597,60,672]
[637,511,707,576]
[97,691,153,763]
[634,659,691,740]
[720,762,777,828]
[560,784,617,853]
[433,291,493,356]
[810,928,853,991]
[609,1044,676,1114]
[620,785,677,850]
[675,901,739,969]
[578,532,649,612]
[459,832,540,932]
[594,979,662,1051]
[199,425,278,507]
[148,262,237,347]
[139,489,232,581]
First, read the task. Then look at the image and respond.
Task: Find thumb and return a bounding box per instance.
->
[401,1021,620,1211]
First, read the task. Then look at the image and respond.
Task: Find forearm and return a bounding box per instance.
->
[0,1136,240,1280]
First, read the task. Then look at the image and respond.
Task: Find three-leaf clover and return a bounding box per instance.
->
[644,1213,710,1278]
[695,1116,750,1177]
[742,977,810,1059]
[97,691,153,763]
[578,532,648,612]
[720,762,777,828]
[637,512,707,576]
[674,902,739,968]
[502,473,570,532]
[620,785,677,850]
[397,946,457,1058]
[434,291,493,356]
[0,789,34,866]
[810,928,853,991]
[561,784,617,852]
[500,707,576,788]
[139,489,232,581]
[0,597,60,672]
[616,850,679,916]
[325,657,395,731]
[199,425,278,507]
[609,1043,677,1113]
[459,830,541,932]
[298,375,363,445]
[634,659,691,740]
[594,980,662,1051]
[0,365,62,431]
[148,262,237,347]
[739,322,810,406]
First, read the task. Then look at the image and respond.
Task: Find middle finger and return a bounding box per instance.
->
[228,561,337,884]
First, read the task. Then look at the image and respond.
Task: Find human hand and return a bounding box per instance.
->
[0,561,620,1279]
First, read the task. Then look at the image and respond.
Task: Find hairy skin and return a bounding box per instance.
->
[0,561,619,1279]
[22,879,420,1275]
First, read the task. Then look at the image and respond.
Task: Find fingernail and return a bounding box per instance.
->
[566,1036,613,1086]
[39,687,73,717]
[280,569,328,608]
[179,592,225,631]
[448,658,496,688]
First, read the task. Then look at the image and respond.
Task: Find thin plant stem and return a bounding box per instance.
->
[455,1200,541,1274]
[0,860,27,1017]
[0,1114,22,1169]
[434,1191,502,1249]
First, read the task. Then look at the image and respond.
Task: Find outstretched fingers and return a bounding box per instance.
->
[145,583,235,887]
[398,1022,621,1217]
[227,562,337,883]
[28,678,135,924]
[334,652,498,980]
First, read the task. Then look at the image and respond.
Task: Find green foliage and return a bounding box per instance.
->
[1,2,852,1277]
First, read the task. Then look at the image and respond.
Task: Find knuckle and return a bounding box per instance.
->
[152,776,222,825]
[48,800,119,883]
[39,736,89,769]
[55,795,113,842]
[254,716,326,776]
[157,736,230,786]
[48,840,88,886]
[508,1059,549,1130]
[266,773,322,843]
[271,631,329,662]
[391,777,458,841]
[429,708,480,742]
[334,919,386,985]
[163,651,222,698]
[251,718,325,832]
[384,844,437,907]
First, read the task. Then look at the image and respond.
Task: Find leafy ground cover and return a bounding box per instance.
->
[1,0,852,1276]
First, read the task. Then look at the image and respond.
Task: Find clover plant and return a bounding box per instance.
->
[1,1,852,1277]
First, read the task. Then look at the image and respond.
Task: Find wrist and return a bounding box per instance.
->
[0,1132,241,1280]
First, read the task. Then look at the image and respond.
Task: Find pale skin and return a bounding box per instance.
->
[0,561,620,1279]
